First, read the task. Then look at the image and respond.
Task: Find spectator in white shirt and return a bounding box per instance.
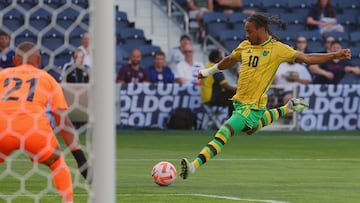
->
[274,62,312,105]
[174,43,204,85]
[78,32,92,68]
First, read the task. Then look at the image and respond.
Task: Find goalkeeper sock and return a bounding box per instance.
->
[72,149,91,183]
[49,156,73,203]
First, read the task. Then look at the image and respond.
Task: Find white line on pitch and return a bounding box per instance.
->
[6,157,360,162]
[117,158,360,161]
[0,193,290,203]
[119,193,290,203]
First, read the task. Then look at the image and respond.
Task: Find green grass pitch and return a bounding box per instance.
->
[1,130,360,203]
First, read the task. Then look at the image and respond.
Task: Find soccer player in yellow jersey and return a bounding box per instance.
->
[180,13,351,179]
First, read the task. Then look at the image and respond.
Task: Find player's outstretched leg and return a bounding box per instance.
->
[181,114,247,180]
[245,98,309,135]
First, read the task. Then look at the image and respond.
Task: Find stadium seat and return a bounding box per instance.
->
[118,28,147,46]
[29,8,52,31]
[138,45,161,69]
[81,13,90,26]
[69,26,88,47]
[228,12,250,30]
[274,30,297,44]
[261,0,288,15]
[56,7,80,29]
[41,28,65,51]
[202,12,229,39]
[40,50,50,68]
[55,49,73,69]
[349,46,360,66]
[14,29,38,46]
[281,13,306,31]
[16,0,38,9]
[219,30,244,52]
[0,0,11,9]
[323,32,350,43]
[349,31,360,47]
[115,10,130,30]
[47,67,63,82]
[139,44,161,57]
[337,13,358,32]
[306,41,324,53]
[71,0,89,9]
[299,30,323,42]
[287,0,312,11]
[242,0,262,10]
[333,0,360,13]
[43,0,66,9]
[116,45,129,71]
[2,8,25,32]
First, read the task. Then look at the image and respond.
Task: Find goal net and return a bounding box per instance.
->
[0,0,115,202]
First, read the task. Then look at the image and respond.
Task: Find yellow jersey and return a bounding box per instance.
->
[231,37,298,109]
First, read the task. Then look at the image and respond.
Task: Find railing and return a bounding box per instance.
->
[151,0,190,35]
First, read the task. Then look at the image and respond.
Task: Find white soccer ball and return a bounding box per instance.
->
[151,161,177,186]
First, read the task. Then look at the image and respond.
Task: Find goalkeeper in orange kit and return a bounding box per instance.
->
[0,42,90,203]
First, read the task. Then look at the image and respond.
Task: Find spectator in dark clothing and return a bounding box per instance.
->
[310,40,352,84]
[62,49,89,83]
[0,30,15,69]
[116,49,150,83]
[149,51,175,84]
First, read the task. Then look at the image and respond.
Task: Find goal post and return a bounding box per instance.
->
[0,0,116,202]
[91,0,116,202]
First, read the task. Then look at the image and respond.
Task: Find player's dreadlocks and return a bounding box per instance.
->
[246,13,282,41]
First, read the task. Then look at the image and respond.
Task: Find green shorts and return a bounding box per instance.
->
[225,101,265,135]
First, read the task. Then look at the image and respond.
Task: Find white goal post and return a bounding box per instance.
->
[91,0,116,203]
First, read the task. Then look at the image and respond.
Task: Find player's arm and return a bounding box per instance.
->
[198,56,238,78]
[295,49,351,65]
[52,109,91,183]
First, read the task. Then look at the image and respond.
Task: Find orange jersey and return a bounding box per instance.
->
[0,64,68,162]
[0,64,68,114]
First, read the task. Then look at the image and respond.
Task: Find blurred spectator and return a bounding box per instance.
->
[294,35,309,53]
[186,0,210,22]
[307,35,335,81]
[274,62,312,105]
[201,49,236,117]
[322,35,335,53]
[306,0,344,34]
[0,31,15,69]
[166,34,192,72]
[148,51,175,83]
[340,66,360,84]
[208,0,255,16]
[116,49,150,83]
[310,40,352,84]
[78,32,92,68]
[174,43,204,85]
[62,49,90,83]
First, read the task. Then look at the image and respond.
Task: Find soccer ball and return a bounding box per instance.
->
[151,161,177,186]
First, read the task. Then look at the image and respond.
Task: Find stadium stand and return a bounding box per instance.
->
[14,29,38,46]
[29,8,52,31]
[2,8,25,32]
